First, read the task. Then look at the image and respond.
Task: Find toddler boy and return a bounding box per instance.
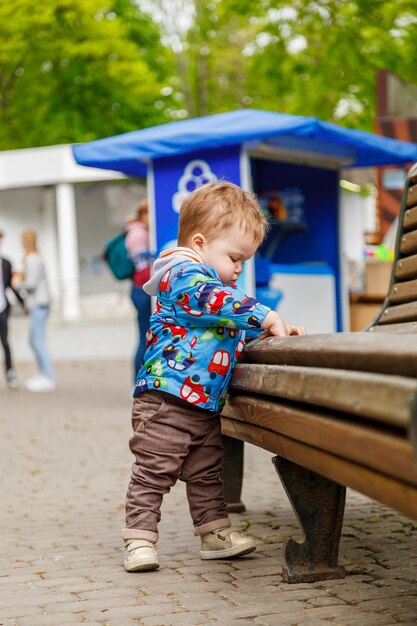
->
[123,181,305,571]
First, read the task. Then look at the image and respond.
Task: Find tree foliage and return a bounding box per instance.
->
[0,0,176,149]
[152,0,417,129]
[2,0,417,150]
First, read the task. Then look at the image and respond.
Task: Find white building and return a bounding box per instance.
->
[0,144,147,362]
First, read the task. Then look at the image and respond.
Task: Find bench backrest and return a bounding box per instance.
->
[372,163,417,332]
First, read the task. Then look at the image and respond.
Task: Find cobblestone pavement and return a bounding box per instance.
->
[1,360,416,626]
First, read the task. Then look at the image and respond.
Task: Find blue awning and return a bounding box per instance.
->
[72,109,417,177]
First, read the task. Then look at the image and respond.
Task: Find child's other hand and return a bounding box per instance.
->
[287,324,306,336]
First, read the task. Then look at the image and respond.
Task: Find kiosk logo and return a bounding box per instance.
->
[172,160,217,213]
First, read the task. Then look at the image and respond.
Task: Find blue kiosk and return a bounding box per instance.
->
[73,109,417,333]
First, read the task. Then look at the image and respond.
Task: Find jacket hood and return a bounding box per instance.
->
[143,247,202,296]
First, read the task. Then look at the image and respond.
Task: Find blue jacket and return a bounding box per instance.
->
[134,248,270,412]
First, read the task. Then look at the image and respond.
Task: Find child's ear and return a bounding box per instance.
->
[190,233,206,254]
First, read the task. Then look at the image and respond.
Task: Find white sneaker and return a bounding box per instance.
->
[24,375,56,393]
[124,539,159,572]
[200,528,257,560]
[6,369,19,390]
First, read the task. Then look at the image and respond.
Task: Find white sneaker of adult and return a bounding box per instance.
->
[24,375,56,393]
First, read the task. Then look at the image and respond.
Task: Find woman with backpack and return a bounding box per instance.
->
[125,200,152,379]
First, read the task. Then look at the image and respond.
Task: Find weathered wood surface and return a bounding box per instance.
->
[400,228,417,255]
[403,206,417,231]
[388,278,417,304]
[231,363,416,428]
[242,333,417,377]
[406,183,417,209]
[395,253,417,281]
[222,396,417,485]
[379,300,417,325]
[370,320,417,333]
[221,416,417,520]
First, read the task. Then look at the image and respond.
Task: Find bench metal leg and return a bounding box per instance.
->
[272,456,346,583]
[222,435,246,513]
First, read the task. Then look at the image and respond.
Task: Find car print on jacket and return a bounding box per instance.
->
[161,323,188,341]
[162,342,196,372]
[195,283,234,315]
[208,350,230,377]
[232,296,258,314]
[201,319,239,341]
[145,329,159,350]
[145,357,164,377]
[174,292,204,317]
[180,374,211,405]
[136,377,167,393]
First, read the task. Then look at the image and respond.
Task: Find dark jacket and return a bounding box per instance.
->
[1,257,25,312]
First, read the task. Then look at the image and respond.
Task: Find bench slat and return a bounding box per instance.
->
[388,278,417,304]
[403,206,417,231]
[400,229,417,255]
[222,397,417,485]
[231,363,416,428]
[244,333,417,377]
[379,300,417,325]
[410,169,417,185]
[395,253,417,281]
[221,417,417,520]
[371,321,417,333]
[406,183,417,209]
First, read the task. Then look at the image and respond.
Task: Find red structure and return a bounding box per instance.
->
[375,70,417,237]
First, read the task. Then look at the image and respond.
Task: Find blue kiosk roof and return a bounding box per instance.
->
[72,109,417,178]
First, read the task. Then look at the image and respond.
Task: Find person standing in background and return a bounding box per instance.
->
[125,200,152,379]
[14,229,55,393]
[0,230,24,389]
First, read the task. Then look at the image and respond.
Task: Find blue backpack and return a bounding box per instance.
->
[103,231,135,280]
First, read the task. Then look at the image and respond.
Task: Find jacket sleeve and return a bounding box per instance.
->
[166,264,270,330]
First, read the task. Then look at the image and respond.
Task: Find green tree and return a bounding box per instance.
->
[146,0,417,130]
[240,0,417,129]
[0,0,176,149]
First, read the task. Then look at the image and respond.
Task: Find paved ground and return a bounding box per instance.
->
[1,360,416,626]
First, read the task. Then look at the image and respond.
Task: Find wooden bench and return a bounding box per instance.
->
[221,162,417,584]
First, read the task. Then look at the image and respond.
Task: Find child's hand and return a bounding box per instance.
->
[260,311,306,339]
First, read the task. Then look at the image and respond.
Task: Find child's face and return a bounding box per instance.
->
[193,222,258,285]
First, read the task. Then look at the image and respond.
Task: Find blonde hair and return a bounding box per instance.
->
[126,198,149,225]
[21,229,38,255]
[178,181,268,246]
[136,198,148,220]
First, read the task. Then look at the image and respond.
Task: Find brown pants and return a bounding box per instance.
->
[123,391,230,543]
